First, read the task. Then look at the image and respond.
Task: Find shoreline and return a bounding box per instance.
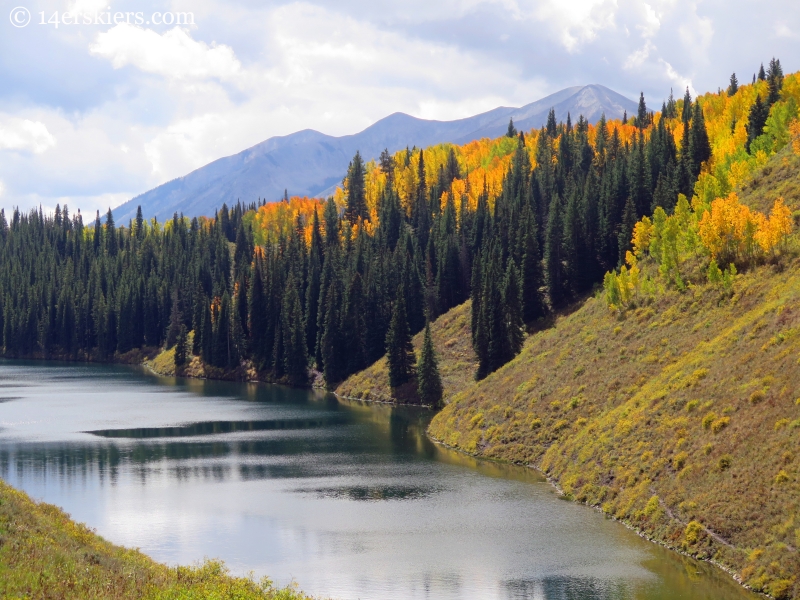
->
[0,354,768,597]
[426,432,766,599]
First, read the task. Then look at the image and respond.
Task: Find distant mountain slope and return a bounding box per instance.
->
[113,85,636,223]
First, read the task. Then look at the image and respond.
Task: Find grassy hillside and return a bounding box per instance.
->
[0,479,313,599]
[335,300,476,402]
[423,148,800,599]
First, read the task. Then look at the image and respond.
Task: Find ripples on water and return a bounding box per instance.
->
[0,360,755,600]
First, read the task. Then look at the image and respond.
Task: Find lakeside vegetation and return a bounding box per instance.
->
[5,61,786,397]
[0,480,312,599]
[1,58,799,598]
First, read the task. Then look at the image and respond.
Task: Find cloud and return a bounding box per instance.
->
[0,118,57,154]
[2,0,800,216]
[90,24,241,81]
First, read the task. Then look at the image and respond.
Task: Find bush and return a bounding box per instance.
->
[774,470,789,484]
[702,412,717,429]
[750,390,766,404]
[684,520,703,545]
[718,455,732,471]
[673,451,688,470]
[774,418,790,430]
[685,400,699,412]
[711,416,730,433]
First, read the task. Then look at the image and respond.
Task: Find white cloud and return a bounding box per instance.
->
[89,24,241,81]
[0,118,57,154]
[774,22,796,39]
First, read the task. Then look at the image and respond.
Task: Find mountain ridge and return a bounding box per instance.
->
[113,84,637,223]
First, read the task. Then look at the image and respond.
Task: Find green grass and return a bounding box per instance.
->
[0,479,315,599]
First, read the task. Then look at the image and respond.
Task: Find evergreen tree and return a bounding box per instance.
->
[281,274,308,385]
[727,73,739,96]
[688,101,711,179]
[175,324,188,369]
[545,195,566,308]
[681,88,693,123]
[385,292,415,388]
[506,118,517,138]
[746,95,769,152]
[416,321,443,407]
[637,92,648,128]
[344,151,368,222]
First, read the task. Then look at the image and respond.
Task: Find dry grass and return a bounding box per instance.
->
[335,301,477,403]
[0,479,313,599]
[423,150,800,598]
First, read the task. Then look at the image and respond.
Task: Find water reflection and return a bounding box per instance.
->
[0,360,756,600]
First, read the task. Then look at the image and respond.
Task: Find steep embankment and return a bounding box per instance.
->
[426,151,800,599]
[0,480,312,599]
[335,300,477,402]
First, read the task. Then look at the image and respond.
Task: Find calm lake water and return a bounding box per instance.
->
[0,360,755,600]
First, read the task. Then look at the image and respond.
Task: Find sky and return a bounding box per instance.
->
[0,0,799,216]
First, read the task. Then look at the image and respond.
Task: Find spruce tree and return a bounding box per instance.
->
[416,321,443,407]
[746,95,769,152]
[506,118,517,138]
[727,73,738,96]
[637,92,648,128]
[385,291,415,388]
[344,151,368,222]
[545,195,566,309]
[175,324,188,369]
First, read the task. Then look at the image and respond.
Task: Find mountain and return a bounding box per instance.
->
[113,84,636,223]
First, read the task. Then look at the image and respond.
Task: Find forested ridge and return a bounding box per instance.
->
[0,59,796,400]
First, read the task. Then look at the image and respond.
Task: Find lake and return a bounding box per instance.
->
[0,360,755,599]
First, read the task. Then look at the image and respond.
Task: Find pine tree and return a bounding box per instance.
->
[385,291,415,388]
[506,118,517,138]
[637,92,648,128]
[503,261,524,358]
[681,88,692,124]
[344,151,368,222]
[758,63,766,81]
[281,274,308,385]
[520,210,546,322]
[545,195,566,308]
[135,205,145,240]
[416,321,443,407]
[688,101,711,179]
[175,324,188,369]
[727,73,739,96]
[746,95,769,152]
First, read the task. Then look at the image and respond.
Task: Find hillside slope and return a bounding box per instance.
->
[0,479,311,599]
[424,148,800,599]
[112,85,636,223]
[335,301,477,403]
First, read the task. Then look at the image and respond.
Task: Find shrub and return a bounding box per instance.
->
[673,451,688,470]
[769,579,794,600]
[774,470,789,484]
[684,520,703,545]
[703,443,713,455]
[702,412,717,429]
[644,495,660,516]
[749,390,765,405]
[685,400,699,412]
[529,418,542,430]
[711,416,730,433]
[774,418,790,431]
[718,455,732,471]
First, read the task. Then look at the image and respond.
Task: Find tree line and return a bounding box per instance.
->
[3,61,786,399]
